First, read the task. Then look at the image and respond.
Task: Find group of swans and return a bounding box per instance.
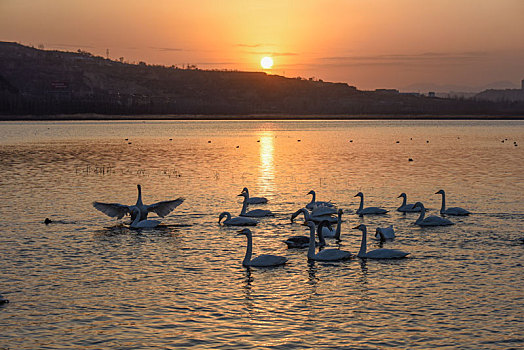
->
[92,186,467,267]
[218,188,272,226]
[397,190,469,226]
[93,184,185,229]
[237,188,471,267]
[240,220,407,267]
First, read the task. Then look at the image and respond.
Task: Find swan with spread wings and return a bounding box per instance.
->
[93,184,184,222]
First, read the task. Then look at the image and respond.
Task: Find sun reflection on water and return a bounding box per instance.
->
[258,131,275,194]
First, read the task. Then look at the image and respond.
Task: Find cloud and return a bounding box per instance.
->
[236,43,275,48]
[150,47,184,52]
[244,50,298,57]
[319,51,489,67]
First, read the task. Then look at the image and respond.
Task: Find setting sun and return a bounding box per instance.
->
[260,56,274,69]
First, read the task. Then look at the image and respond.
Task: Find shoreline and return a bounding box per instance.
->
[1,113,524,121]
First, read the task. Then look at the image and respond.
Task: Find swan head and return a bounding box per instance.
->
[218,212,229,223]
[435,189,445,195]
[238,192,248,198]
[242,187,249,193]
[413,202,425,210]
[237,228,252,237]
[338,208,344,216]
[307,190,315,196]
[353,224,366,231]
[398,193,407,198]
[137,184,141,191]
[354,192,363,198]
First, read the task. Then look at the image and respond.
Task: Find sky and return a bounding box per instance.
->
[1,0,524,91]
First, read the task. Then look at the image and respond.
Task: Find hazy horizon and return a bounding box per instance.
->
[2,0,524,91]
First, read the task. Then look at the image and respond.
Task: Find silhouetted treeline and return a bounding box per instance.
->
[1,41,523,117]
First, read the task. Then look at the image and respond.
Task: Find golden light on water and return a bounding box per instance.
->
[258,131,275,193]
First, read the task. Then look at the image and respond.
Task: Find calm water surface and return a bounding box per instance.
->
[0,119,523,349]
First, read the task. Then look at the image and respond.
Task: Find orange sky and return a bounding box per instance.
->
[1,0,524,91]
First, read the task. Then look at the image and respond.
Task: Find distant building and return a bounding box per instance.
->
[428,91,435,97]
[375,88,399,94]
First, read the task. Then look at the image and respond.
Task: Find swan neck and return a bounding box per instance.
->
[440,193,446,212]
[401,196,407,206]
[317,222,326,247]
[309,191,316,204]
[131,209,141,227]
[302,209,311,221]
[307,225,316,259]
[240,198,248,215]
[358,227,367,257]
[136,186,143,206]
[334,215,342,240]
[415,208,426,224]
[243,233,253,266]
[358,195,364,211]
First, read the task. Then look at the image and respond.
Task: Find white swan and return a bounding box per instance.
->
[238,229,288,267]
[241,187,268,204]
[290,208,338,224]
[129,207,161,229]
[93,184,184,221]
[375,225,395,241]
[413,202,454,226]
[283,219,333,249]
[320,209,344,239]
[354,192,388,216]
[238,192,274,217]
[283,235,311,249]
[435,190,470,216]
[397,193,421,212]
[353,224,409,259]
[306,221,352,261]
[305,190,335,210]
[218,212,257,226]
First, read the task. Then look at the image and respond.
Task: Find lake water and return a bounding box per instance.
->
[0,119,523,349]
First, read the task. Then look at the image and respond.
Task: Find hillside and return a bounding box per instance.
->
[0,42,523,117]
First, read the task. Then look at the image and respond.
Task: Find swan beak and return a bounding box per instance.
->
[237,193,243,196]
[352,225,360,229]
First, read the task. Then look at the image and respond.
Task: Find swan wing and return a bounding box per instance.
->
[227,217,257,226]
[365,248,409,259]
[446,207,470,215]
[147,197,185,217]
[247,197,268,204]
[314,249,352,261]
[311,206,337,217]
[249,254,287,267]
[93,202,130,219]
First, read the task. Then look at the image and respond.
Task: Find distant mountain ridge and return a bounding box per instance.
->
[0,41,523,117]
[402,81,518,93]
